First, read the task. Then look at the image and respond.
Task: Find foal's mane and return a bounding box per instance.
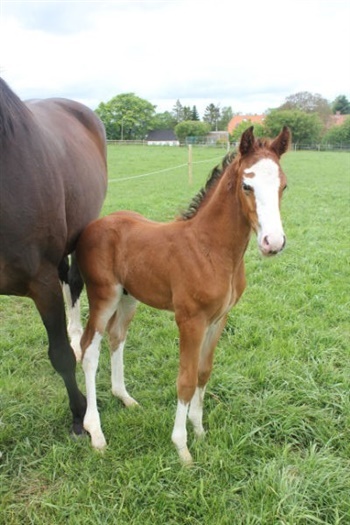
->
[0,77,32,140]
[180,150,237,220]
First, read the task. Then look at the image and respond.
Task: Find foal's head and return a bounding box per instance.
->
[237,126,290,256]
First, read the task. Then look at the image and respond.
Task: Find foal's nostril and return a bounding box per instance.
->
[261,234,285,255]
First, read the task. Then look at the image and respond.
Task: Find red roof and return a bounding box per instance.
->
[228,115,265,134]
[328,113,347,127]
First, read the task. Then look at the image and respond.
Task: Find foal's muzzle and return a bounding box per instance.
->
[259,234,286,256]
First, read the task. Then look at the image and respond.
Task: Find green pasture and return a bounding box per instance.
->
[1,146,349,524]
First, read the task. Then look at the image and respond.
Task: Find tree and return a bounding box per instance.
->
[172,99,184,124]
[265,110,323,144]
[94,101,118,139]
[95,93,156,140]
[332,95,350,114]
[218,106,234,131]
[174,121,211,142]
[183,106,193,121]
[230,120,265,142]
[191,106,200,121]
[279,91,328,113]
[278,91,331,124]
[152,111,177,130]
[203,103,221,131]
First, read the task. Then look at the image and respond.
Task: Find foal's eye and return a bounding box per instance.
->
[282,185,288,192]
[242,183,253,192]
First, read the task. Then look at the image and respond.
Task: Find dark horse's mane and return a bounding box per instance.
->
[180,150,237,220]
[0,77,32,140]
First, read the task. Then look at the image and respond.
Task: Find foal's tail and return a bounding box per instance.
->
[59,254,85,362]
[58,253,84,307]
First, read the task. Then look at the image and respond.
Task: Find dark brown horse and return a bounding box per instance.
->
[0,78,108,434]
[76,126,290,463]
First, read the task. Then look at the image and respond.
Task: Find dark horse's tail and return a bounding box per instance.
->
[0,77,32,139]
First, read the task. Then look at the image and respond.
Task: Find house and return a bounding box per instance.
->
[228,115,265,134]
[327,112,347,128]
[146,129,179,146]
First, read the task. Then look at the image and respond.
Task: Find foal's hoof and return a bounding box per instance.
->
[112,390,139,408]
[194,428,206,440]
[178,447,194,466]
[123,397,139,408]
[83,420,107,451]
[91,434,107,451]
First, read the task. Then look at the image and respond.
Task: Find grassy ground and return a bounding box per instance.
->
[1,147,349,524]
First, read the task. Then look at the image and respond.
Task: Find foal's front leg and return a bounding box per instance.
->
[188,318,226,438]
[188,386,206,438]
[172,316,206,464]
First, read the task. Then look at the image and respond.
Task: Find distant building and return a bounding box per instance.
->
[228,115,265,134]
[146,129,179,146]
[327,112,347,128]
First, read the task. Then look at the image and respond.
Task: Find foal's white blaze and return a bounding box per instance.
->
[83,331,107,450]
[244,158,285,255]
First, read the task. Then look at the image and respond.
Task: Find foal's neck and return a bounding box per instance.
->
[192,160,251,259]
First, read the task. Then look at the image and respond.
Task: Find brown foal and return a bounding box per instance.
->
[76,126,290,463]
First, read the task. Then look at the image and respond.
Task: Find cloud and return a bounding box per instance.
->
[3,1,89,34]
[1,0,349,116]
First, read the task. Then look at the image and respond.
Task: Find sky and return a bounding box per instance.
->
[1,0,349,118]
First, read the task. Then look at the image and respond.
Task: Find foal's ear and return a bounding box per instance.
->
[239,126,255,156]
[270,126,291,157]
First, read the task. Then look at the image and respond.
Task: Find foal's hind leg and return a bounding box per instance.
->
[188,316,227,439]
[81,284,122,449]
[30,266,86,435]
[108,293,139,407]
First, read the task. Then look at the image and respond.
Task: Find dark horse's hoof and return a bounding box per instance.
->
[70,393,87,437]
[71,421,87,438]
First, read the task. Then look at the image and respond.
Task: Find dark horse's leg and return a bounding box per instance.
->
[30,264,86,434]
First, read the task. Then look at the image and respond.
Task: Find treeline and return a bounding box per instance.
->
[95,92,350,146]
[233,93,350,146]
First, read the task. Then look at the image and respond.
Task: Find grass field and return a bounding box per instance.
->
[1,146,349,524]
